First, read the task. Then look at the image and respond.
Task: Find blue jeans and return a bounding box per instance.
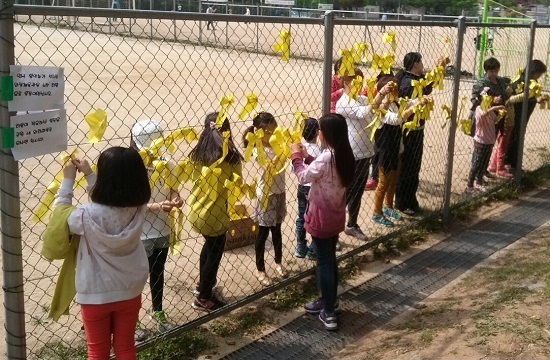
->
[312,235,338,313]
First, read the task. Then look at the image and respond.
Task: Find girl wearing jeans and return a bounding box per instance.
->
[291,113,355,331]
[52,147,151,359]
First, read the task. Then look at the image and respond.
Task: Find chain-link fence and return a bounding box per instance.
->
[1,6,550,358]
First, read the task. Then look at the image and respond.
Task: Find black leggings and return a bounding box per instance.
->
[148,247,169,312]
[255,224,282,272]
[198,234,226,299]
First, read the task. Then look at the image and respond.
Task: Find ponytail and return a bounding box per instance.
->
[242,112,277,147]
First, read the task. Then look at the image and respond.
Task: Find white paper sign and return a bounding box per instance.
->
[8,66,64,112]
[10,110,67,161]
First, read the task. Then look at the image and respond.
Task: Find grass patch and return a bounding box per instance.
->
[137,328,214,360]
[267,277,317,311]
[209,311,266,337]
[33,340,87,360]
[339,257,361,283]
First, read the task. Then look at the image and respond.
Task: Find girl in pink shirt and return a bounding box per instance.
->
[466,89,505,193]
[291,113,355,331]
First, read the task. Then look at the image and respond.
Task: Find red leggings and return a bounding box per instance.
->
[81,295,141,360]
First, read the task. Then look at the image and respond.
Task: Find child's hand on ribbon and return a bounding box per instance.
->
[290,143,304,157]
[73,158,93,176]
[63,161,77,180]
[160,200,174,212]
[171,196,184,208]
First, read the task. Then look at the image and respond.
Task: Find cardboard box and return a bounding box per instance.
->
[224,204,258,251]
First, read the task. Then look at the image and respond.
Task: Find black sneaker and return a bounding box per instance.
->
[319,310,338,331]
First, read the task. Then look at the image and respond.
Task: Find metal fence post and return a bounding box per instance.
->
[442,16,466,223]
[515,20,536,182]
[322,11,334,116]
[0,0,27,358]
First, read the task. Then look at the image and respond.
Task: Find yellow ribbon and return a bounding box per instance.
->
[411,78,428,99]
[350,76,363,101]
[511,68,524,83]
[480,94,493,112]
[168,207,185,254]
[382,31,396,51]
[444,37,451,58]
[352,42,369,63]
[529,80,542,98]
[260,156,285,211]
[420,99,434,120]
[441,104,451,129]
[244,128,266,166]
[338,48,355,77]
[291,110,307,142]
[238,93,258,120]
[366,108,386,141]
[371,53,394,74]
[84,109,107,144]
[149,159,169,188]
[170,158,197,188]
[425,65,444,91]
[225,174,257,217]
[364,76,377,103]
[215,94,235,128]
[457,96,470,134]
[33,150,79,222]
[459,118,472,135]
[498,109,507,120]
[269,126,291,160]
[398,97,410,119]
[163,128,199,152]
[516,82,525,94]
[273,28,291,62]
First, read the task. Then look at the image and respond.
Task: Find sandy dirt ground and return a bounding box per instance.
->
[4,14,550,357]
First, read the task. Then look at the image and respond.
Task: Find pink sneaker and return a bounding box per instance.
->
[497,171,513,178]
[365,178,378,191]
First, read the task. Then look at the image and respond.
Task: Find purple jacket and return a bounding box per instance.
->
[291,149,346,238]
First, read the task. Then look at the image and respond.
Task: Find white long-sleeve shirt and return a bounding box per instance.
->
[335,93,376,160]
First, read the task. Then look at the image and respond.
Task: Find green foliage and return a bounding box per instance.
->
[209,311,266,337]
[137,329,214,360]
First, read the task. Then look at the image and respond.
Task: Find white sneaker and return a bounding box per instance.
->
[344,225,368,241]
[255,270,271,285]
[275,264,287,278]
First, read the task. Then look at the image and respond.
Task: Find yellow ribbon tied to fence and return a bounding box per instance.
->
[338,48,355,77]
[529,80,542,98]
[32,149,78,222]
[238,93,259,120]
[371,53,394,74]
[398,97,410,119]
[352,42,369,63]
[225,174,257,217]
[163,128,199,152]
[410,78,428,99]
[425,65,444,91]
[273,28,291,62]
[215,94,235,127]
[84,109,107,144]
[350,76,363,101]
[441,103,452,129]
[269,126,291,161]
[444,37,451,58]
[168,207,185,254]
[170,158,197,188]
[382,31,396,51]
[244,128,267,166]
[459,118,472,135]
[259,155,286,211]
[291,110,307,142]
[365,108,386,141]
[364,76,377,103]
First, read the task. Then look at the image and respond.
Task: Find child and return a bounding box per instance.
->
[189,112,243,312]
[335,67,390,241]
[130,120,183,340]
[466,89,506,193]
[243,112,286,285]
[371,75,418,227]
[505,59,547,172]
[51,147,151,359]
[330,57,343,113]
[394,52,449,215]
[295,117,321,259]
[291,113,355,331]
